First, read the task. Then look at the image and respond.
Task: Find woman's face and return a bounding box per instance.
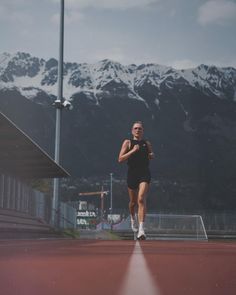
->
[132,123,144,139]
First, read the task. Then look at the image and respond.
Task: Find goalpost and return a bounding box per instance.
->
[113,213,208,241]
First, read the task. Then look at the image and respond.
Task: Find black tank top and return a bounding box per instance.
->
[127,139,149,170]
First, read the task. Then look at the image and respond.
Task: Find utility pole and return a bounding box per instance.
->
[52,0,64,227]
[110,173,113,215]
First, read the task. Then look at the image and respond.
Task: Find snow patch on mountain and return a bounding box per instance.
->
[180,64,236,99]
[0,52,12,71]
[0,52,236,104]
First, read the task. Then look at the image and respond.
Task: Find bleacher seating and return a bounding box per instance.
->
[0,208,56,239]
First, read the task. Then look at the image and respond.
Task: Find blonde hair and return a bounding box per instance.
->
[132,121,143,127]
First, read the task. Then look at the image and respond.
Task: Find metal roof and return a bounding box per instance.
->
[0,111,69,179]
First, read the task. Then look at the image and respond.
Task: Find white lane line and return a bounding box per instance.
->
[119,241,161,295]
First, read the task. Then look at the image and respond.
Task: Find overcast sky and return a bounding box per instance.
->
[0,0,236,69]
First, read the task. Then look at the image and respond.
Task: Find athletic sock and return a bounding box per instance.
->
[131,216,138,232]
[139,221,144,231]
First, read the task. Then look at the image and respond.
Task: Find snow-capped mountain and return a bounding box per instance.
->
[0,52,235,105]
[0,51,236,179]
[1,52,236,212]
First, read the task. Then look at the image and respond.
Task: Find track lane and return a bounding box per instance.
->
[0,239,236,295]
[119,241,161,295]
[140,240,236,295]
[0,239,134,295]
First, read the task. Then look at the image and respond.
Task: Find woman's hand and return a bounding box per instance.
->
[146,141,154,160]
[132,144,140,153]
[149,152,154,159]
[118,141,141,163]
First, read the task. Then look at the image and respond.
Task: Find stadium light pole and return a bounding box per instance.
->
[110,172,113,214]
[52,0,64,227]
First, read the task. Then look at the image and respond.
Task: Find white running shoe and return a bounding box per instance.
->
[137,229,146,240]
[131,220,138,233]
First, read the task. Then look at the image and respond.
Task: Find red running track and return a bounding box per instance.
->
[0,239,236,295]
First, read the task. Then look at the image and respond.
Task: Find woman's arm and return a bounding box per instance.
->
[146,141,155,160]
[118,139,139,163]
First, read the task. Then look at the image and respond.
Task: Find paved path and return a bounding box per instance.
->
[0,239,235,295]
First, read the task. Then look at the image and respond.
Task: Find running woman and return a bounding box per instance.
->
[118,121,154,240]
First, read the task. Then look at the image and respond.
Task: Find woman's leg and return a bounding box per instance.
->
[137,182,149,223]
[136,182,149,239]
[128,188,138,219]
[128,188,138,232]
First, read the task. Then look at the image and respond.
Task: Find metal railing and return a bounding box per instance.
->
[0,172,76,229]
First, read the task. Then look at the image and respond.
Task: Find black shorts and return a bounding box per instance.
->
[127,168,151,190]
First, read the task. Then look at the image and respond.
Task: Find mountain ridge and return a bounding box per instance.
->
[1,51,236,211]
[0,52,235,106]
